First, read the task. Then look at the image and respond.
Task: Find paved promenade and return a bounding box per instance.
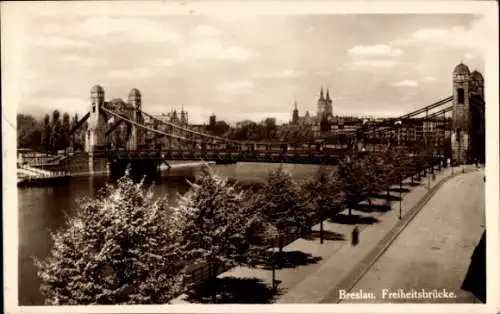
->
[171,165,472,304]
[335,168,484,304]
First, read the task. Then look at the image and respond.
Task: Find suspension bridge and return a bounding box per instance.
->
[66,62,484,179]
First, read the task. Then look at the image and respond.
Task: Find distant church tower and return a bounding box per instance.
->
[292,101,299,124]
[317,87,326,119]
[325,88,333,117]
[180,106,188,126]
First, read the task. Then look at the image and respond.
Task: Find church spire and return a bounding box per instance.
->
[326,88,331,101]
[320,87,324,100]
[292,100,299,124]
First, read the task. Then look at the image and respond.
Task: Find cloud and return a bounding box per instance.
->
[347,59,401,69]
[30,36,93,48]
[252,69,303,79]
[21,96,89,116]
[191,24,221,37]
[40,23,63,35]
[61,54,105,67]
[392,80,418,87]
[187,39,256,62]
[80,17,181,43]
[395,17,490,53]
[154,58,178,67]
[217,80,255,95]
[348,44,403,57]
[423,76,438,82]
[106,68,157,79]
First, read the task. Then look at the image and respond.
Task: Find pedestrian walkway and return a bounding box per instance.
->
[170,165,471,304]
[278,165,473,303]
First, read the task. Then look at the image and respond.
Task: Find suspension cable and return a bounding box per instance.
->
[139,110,295,146]
[139,110,243,145]
[101,106,199,143]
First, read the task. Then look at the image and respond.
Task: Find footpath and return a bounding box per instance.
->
[171,164,472,304]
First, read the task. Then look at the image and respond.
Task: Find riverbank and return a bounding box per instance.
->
[17,175,71,187]
[43,161,217,178]
[160,161,216,171]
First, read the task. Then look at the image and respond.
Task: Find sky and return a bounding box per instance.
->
[3,2,491,125]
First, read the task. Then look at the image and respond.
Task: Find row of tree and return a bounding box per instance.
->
[17,111,87,154]
[35,148,430,305]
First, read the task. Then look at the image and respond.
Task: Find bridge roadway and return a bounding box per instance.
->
[91,145,415,166]
[94,149,347,165]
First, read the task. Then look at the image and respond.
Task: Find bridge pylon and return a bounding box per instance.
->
[451,63,485,164]
[126,88,144,151]
[86,85,107,174]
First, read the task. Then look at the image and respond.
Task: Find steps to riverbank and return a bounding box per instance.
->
[170,165,474,304]
[19,160,217,181]
[17,165,71,187]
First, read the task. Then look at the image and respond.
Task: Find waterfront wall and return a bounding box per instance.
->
[37,152,107,174]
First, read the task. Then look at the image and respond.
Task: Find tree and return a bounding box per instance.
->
[71,114,83,151]
[363,152,390,200]
[17,114,42,150]
[374,149,397,195]
[262,117,277,139]
[255,166,309,257]
[304,167,345,243]
[170,166,258,302]
[50,110,62,153]
[337,154,372,216]
[61,112,71,151]
[34,175,184,305]
[41,114,52,154]
[207,120,230,137]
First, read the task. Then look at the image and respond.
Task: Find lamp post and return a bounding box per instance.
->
[271,235,277,291]
[395,120,402,148]
[399,172,402,220]
[427,166,431,189]
[372,124,376,153]
[394,120,403,219]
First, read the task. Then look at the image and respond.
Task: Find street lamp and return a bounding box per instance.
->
[271,235,277,291]
[427,164,431,189]
[394,120,402,147]
[394,120,402,219]
[399,172,402,220]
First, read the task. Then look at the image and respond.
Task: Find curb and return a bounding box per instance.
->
[321,167,471,303]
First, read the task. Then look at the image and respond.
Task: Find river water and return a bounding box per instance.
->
[18,162,333,305]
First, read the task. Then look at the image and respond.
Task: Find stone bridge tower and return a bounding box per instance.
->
[127,88,144,150]
[86,85,106,152]
[451,62,485,164]
[86,85,107,174]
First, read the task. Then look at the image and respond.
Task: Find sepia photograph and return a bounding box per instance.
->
[2,1,499,313]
